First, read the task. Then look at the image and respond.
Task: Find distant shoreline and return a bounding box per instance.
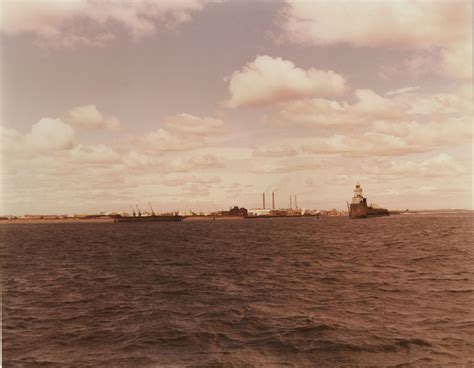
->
[0,216,246,224]
[1,210,472,225]
[0,218,114,224]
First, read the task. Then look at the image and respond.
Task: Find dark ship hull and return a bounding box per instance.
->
[114,215,184,223]
[349,203,389,219]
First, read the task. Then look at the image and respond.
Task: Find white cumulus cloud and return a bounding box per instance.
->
[226,55,346,107]
[63,105,121,130]
[26,118,75,151]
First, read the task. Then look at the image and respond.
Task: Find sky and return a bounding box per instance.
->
[0,0,472,215]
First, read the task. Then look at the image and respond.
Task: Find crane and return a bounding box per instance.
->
[148,202,156,216]
[135,204,141,217]
[130,205,136,217]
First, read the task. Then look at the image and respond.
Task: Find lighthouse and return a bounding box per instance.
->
[348,183,389,218]
[352,183,365,204]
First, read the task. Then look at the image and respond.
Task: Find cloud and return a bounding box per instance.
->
[398,93,470,115]
[385,86,420,96]
[181,183,211,196]
[122,150,225,174]
[26,118,75,151]
[281,1,471,49]
[2,106,125,162]
[372,117,472,147]
[249,159,320,174]
[302,116,473,157]
[302,133,418,157]
[68,144,121,166]
[162,113,224,136]
[224,182,242,194]
[123,152,225,173]
[187,154,225,169]
[140,113,226,152]
[2,129,230,213]
[1,0,209,48]
[2,112,226,181]
[63,105,121,130]
[263,89,403,127]
[162,174,221,186]
[281,1,472,81]
[381,45,472,82]
[372,154,468,178]
[441,40,473,80]
[141,128,205,152]
[263,87,472,130]
[225,55,346,107]
[420,153,468,176]
[122,150,158,169]
[252,144,298,157]
[1,1,86,37]
[378,52,441,81]
[352,89,402,118]
[0,126,26,157]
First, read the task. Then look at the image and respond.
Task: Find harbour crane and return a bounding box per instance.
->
[148,202,156,216]
[135,204,142,217]
[130,205,136,217]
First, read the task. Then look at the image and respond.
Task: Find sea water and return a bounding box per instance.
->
[2,213,473,366]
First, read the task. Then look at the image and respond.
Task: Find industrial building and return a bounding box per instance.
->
[247,191,305,217]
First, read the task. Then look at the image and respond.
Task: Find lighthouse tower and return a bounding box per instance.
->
[352,183,365,204]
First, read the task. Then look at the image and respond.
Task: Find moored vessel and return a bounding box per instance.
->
[347,183,389,219]
[114,215,183,223]
[114,203,184,222]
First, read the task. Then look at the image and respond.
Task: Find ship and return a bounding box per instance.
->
[114,203,184,222]
[114,215,184,223]
[347,183,389,219]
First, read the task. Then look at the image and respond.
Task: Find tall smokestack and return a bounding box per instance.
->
[272,192,275,210]
[295,195,298,209]
[262,192,266,209]
[290,195,292,209]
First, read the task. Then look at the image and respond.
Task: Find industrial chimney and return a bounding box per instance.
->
[272,191,275,210]
[289,195,292,210]
[295,195,298,209]
[262,192,266,209]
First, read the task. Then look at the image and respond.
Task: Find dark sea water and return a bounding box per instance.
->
[2,214,473,367]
